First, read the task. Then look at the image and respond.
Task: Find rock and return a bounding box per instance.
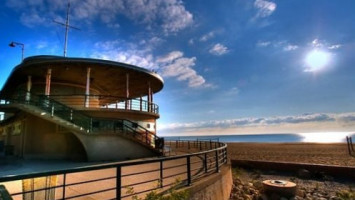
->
[253,181,264,190]
[296,189,305,198]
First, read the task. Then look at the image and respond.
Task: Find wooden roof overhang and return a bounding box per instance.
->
[1,56,164,98]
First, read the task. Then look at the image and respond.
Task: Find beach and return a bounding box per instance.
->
[227,142,355,167]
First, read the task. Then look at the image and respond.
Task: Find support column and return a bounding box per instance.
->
[125,73,130,109]
[85,67,91,107]
[45,69,52,96]
[25,76,32,101]
[148,82,151,112]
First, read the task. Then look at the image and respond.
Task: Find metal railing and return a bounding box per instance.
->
[46,94,159,114]
[0,91,162,151]
[0,140,228,200]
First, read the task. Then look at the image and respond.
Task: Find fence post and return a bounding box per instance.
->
[160,160,163,188]
[204,153,208,173]
[116,166,122,199]
[187,155,192,186]
[350,137,354,152]
[62,173,66,199]
[215,150,219,173]
[346,136,352,155]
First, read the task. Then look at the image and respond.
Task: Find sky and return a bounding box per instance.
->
[1,0,355,136]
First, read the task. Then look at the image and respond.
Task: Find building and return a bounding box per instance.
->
[0,55,164,161]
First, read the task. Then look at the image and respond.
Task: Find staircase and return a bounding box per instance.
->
[0,92,164,154]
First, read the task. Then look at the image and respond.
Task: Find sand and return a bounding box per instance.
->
[227,143,355,167]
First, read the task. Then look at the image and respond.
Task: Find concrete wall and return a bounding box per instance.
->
[74,133,157,161]
[187,164,233,200]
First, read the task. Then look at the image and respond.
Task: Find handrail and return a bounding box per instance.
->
[0,91,163,151]
[44,94,159,114]
[0,140,228,199]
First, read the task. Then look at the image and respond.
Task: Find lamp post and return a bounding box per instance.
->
[9,41,25,61]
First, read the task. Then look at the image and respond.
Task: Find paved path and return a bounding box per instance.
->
[1,147,209,200]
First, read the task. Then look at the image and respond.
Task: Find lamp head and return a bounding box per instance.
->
[9,42,16,47]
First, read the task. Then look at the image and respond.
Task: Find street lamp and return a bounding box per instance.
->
[9,41,25,61]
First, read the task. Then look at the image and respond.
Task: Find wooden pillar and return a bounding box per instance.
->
[85,67,91,107]
[25,76,32,101]
[45,69,52,96]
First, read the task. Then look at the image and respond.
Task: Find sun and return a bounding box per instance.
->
[305,50,331,72]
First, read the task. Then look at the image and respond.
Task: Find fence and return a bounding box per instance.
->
[346,135,354,155]
[0,140,228,200]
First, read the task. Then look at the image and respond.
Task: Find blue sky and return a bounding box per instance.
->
[1,0,355,136]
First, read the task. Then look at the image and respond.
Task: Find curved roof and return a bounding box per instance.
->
[1,55,164,98]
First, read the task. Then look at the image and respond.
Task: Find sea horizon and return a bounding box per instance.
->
[163,132,355,143]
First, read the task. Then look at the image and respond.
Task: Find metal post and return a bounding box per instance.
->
[116,166,121,199]
[204,153,208,173]
[350,137,354,152]
[346,136,351,155]
[160,160,163,188]
[125,73,129,110]
[140,96,142,111]
[70,110,73,121]
[62,173,66,199]
[51,104,54,117]
[187,156,191,185]
[215,150,219,172]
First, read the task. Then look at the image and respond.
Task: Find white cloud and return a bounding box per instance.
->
[254,0,276,18]
[257,40,298,52]
[92,40,157,70]
[200,31,215,42]
[7,0,193,34]
[158,51,207,88]
[310,39,342,50]
[328,44,342,50]
[159,112,355,132]
[256,41,271,47]
[188,39,194,45]
[157,51,183,63]
[283,44,298,51]
[91,42,210,88]
[209,43,228,56]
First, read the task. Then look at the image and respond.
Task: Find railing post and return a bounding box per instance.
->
[146,131,148,144]
[215,150,219,172]
[51,103,54,117]
[116,166,122,199]
[62,173,66,199]
[350,137,354,152]
[204,153,208,173]
[187,155,192,186]
[346,136,352,155]
[70,109,73,122]
[160,160,163,188]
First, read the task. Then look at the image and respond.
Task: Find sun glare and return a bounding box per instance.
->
[299,132,350,143]
[305,50,331,72]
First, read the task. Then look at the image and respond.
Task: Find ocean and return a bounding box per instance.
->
[163,132,355,143]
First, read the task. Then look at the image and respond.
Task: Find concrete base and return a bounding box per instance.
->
[186,164,233,200]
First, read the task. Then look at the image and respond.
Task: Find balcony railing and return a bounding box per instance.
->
[46,94,159,115]
[0,140,228,200]
[0,91,163,151]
